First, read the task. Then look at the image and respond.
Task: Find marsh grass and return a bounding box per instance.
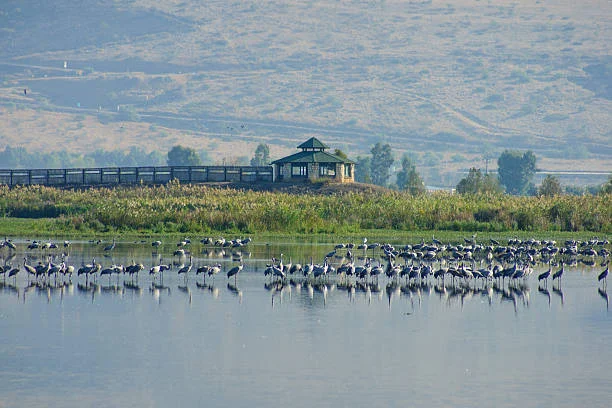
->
[0,182,609,236]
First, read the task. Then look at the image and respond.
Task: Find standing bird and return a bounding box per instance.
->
[63,264,75,281]
[89,260,101,282]
[125,262,144,281]
[3,238,17,251]
[207,263,222,280]
[178,256,193,280]
[538,262,552,287]
[227,262,243,283]
[8,267,20,283]
[104,238,116,252]
[77,259,94,280]
[598,266,609,288]
[23,257,37,280]
[100,265,114,284]
[552,261,564,286]
[149,263,162,280]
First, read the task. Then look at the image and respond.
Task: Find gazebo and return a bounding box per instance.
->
[271,137,355,183]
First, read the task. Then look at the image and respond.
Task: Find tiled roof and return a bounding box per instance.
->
[271,150,354,164]
[297,137,329,150]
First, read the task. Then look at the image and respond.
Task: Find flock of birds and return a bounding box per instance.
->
[0,236,252,287]
[261,237,609,290]
[0,236,609,303]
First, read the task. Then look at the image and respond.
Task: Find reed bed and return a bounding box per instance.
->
[0,182,610,234]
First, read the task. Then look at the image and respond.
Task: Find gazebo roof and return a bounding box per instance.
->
[271,137,354,165]
[271,150,354,165]
[297,137,329,151]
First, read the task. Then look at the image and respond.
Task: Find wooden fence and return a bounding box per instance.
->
[0,166,274,188]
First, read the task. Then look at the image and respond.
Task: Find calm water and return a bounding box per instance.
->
[0,239,610,408]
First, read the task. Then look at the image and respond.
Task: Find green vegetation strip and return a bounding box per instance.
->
[0,182,610,236]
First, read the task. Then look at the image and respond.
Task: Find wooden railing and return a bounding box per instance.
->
[0,166,274,187]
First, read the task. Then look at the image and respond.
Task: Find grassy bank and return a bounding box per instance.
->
[0,182,610,236]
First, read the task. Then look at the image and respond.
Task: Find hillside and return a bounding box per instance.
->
[0,0,610,187]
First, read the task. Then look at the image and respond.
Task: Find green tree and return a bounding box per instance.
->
[334,148,348,160]
[497,150,536,195]
[354,155,371,183]
[250,143,270,166]
[0,146,28,168]
[456,167,503,194]
[396,154,425,194]
[167,145,201,166]
[370,142,394,186]
[600,175,612,195]
[538,175,563,196]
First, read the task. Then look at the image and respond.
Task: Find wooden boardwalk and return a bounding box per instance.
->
[0,165,274,188]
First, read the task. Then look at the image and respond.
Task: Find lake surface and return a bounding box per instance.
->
[0,238,610,408]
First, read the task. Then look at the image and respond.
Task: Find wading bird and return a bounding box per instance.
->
[552,261,564,286]
[178,256,193,281]
[104,238,116,252]
[227,262,243,283]
[538,262,552,287]
[598,266,608,288]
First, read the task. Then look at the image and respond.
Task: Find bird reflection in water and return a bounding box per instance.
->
[385,281,401,309]
[227,282,243,304]
[598,288,608,311]
[99,283,125,298]
[313,283,329,307]
[177,284,191,305]
[336,281,356,303]
[538,285,551,307]
[552,286,564,307]
[150,282,171,304]
[77,281,98,304]
[196,281,220,299]
[265,281,288,308]
[0,281,20,300]
[123,280,143,296]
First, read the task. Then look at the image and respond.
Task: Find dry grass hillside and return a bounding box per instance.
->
[0,0,610,186]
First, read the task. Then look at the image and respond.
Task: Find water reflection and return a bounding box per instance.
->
[195,281,220,299]
[226,282,243,303]
[598,288,608,310]
[552,286,565,307]
[2,238,612,408]
[538,286,551,307]
[3,263,607,316]
[123,280,143,296]
[1,238,610,314]
[0,280,20,299]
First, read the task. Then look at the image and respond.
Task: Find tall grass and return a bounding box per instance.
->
[0,182,610,234]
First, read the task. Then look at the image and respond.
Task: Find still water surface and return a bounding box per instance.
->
[0,239,610,407]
